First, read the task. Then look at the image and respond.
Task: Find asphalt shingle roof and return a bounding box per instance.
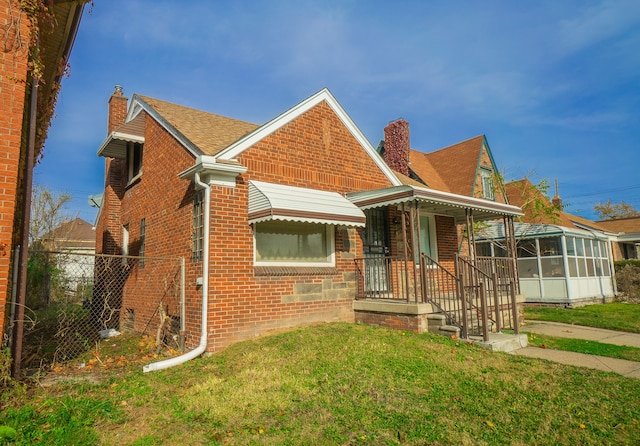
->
[408,135,485,196]
[595,217,640,233]
[137,95,260,156]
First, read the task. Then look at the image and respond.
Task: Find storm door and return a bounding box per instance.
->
[363,208,390,294]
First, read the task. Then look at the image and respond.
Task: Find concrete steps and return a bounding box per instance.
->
[428,313,528,353]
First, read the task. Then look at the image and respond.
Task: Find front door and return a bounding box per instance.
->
[363,208,390,294]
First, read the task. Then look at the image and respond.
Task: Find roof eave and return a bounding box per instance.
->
[347,185,523,223]
[179,155,247,188]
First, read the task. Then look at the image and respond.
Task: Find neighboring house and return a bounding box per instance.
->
[0,1,84,344]
[380,128,511,256]
[396,133,508,203]
[476,179,616,306]
[95,87,523,361]
[41,218,96,253]
[40,218,96,295]
[593,217,640,261]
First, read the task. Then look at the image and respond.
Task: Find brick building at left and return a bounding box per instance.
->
[0,1,84,350]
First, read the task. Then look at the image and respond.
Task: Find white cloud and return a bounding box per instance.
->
[557,0,640,54]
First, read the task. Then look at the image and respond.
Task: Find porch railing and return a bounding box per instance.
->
[353,256,418,302]
[456,255,520,339]
[354,254,520,341]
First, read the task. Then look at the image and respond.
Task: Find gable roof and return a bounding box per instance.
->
[134,95,260,157]
[504,179,610,232]
[106,89,401,187]
[406,134,507,202]
[414,135,486,196]
[41,218,95,250]
[595,216,640,234]
[407,150,448,190]
[212,89,401,185]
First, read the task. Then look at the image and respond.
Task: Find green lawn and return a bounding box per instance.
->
[2,323,639,445]
[525,332,640,362]
[524,302,640,333]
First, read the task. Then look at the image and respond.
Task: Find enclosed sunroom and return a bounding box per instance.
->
[477,222,616,305]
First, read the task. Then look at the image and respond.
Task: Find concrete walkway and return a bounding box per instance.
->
[512,320,640,379]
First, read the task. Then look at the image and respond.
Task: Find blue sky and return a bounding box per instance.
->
[35,0,640,224]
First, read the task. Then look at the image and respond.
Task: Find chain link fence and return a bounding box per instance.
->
[22,251,184,372]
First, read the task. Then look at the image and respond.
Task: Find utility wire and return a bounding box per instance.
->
[563,184,640,198]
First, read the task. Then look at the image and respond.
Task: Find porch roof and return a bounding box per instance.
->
[346,185,522,223]
[248,181,366,227]
[476,221,609,241]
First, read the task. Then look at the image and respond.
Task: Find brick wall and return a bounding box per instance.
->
[206,100,393,351]
[0,0,30,338]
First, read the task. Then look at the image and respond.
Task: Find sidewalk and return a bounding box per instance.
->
[511,321,640,379]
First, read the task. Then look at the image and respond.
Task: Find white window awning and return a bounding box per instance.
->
[248,181,366,227]
[97,113,146,159]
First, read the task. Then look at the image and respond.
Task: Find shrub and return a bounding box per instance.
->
[615,264,640,303]
[614,259,640,271]
[0,348,25,405]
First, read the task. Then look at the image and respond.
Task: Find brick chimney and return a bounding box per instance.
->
[552,179,562,209]
[108,85,128,134]
[96,85,128,255]
[383,119,410,176]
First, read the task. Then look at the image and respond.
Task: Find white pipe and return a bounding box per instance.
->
[143,172,211,372]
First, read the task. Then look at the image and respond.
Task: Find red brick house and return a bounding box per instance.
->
[1,1,84,352]
[95,87,523,370]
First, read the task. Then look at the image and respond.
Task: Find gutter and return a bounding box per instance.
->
[143,172,210,372]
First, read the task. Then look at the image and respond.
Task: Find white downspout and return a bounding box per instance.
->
[143,172,211,372]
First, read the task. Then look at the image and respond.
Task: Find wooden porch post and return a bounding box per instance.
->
[504,216,520,294]
[466,209,476,261]
[504,215,521,332]
[400,203,411,302]
[407,203,418,303]
[412,200,425,302]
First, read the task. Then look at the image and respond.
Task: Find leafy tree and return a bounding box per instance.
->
[472,175,561,257]
[29,184,72,247]
[27,185,73,308]
[513,177,562,224]
[594,200,640,220]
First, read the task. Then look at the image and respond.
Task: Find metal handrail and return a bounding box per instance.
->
[354,254,520,341]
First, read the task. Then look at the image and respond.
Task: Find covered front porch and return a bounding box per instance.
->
[347,185,524,343]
